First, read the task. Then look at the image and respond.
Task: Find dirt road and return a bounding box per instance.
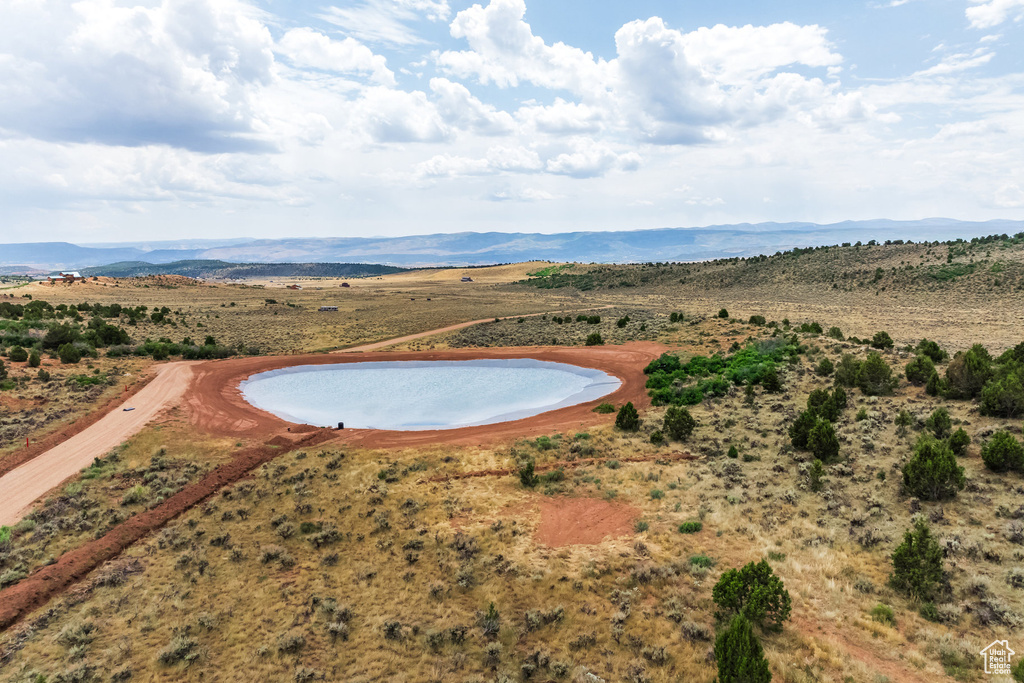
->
[0,362,194,527]
[332,306,614,353]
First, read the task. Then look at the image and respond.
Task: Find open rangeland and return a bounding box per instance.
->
[2,239,1024,682]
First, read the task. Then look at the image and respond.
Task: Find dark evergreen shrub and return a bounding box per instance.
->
[615,402,640,431]
[663,406,696,441]
[902,437,964,500]
[948,428,971,457]
[890,518,945,601]
[871,331,894,349]
[857,352,897,396]
[712,559,792,631]
[925,407,952,439]
[713,614,771,683]
[905,355,935,385]
[945,344,992,399]
[981,431,1024,473]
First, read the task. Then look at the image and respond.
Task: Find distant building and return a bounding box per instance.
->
[318,305,338,312]
[461,276,473,282]
[48,271,84,284]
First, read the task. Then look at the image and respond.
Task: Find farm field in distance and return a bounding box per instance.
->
[2,236,1024,682]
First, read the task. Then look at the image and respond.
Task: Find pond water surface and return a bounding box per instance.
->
[239,359,620,430]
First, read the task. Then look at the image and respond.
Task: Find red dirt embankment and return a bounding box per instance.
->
[0,429,336,631]
[185,343,663,448]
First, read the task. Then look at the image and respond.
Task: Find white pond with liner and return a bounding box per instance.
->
[239,359,621,431]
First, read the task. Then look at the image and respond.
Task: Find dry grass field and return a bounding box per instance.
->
[2,237,1024,682]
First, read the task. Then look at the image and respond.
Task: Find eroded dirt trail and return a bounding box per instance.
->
[330,305,615,353]
[0,362,195,526]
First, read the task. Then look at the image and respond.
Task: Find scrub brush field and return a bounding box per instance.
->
[2,236,1024,682]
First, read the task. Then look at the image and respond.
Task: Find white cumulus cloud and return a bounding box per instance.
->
[429,78,515,135]
[0,0,277,152]
[277,28,395,85]
[435,0,612,95]
[966,0,1024,28]
[546,138,641,178]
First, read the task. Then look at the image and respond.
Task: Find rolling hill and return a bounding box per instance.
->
[2,219,1022,271]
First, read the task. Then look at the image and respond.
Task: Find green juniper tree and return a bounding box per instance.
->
[663,405,696,441]
[905,355,935,385]
[807,419,840,463]
[712,559,792,631]
[948,428,971,456]
[902,437,964,501]
[925,407,952,439]
[916,339,948,363]
[714,614,772,683]
[871,331,894,349]
[857,352,897,396]
[808,459,825,493]
[895,409,913,436]
[890,518,945,602]
[981,431,1024,473]
[945,344,992,399]
[615,402,640,432]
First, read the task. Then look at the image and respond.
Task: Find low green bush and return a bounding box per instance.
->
[905,355,935,385]
[981,431,1024,473]
[615,402,640,431]
[870,603,896,626]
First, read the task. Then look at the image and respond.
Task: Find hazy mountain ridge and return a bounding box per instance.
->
[2,219,1022,272]
[77,261,409,279]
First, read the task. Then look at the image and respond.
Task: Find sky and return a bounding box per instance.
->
[0,0,1022,244]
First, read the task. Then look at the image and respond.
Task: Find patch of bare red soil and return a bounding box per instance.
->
[534,497,641,547]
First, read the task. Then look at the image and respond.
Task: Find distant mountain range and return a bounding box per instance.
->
[2,219,1022,273]
[78,260,408,279]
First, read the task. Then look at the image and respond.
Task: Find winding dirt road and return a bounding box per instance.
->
[0,362,195,527]
[330,306,614,353]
